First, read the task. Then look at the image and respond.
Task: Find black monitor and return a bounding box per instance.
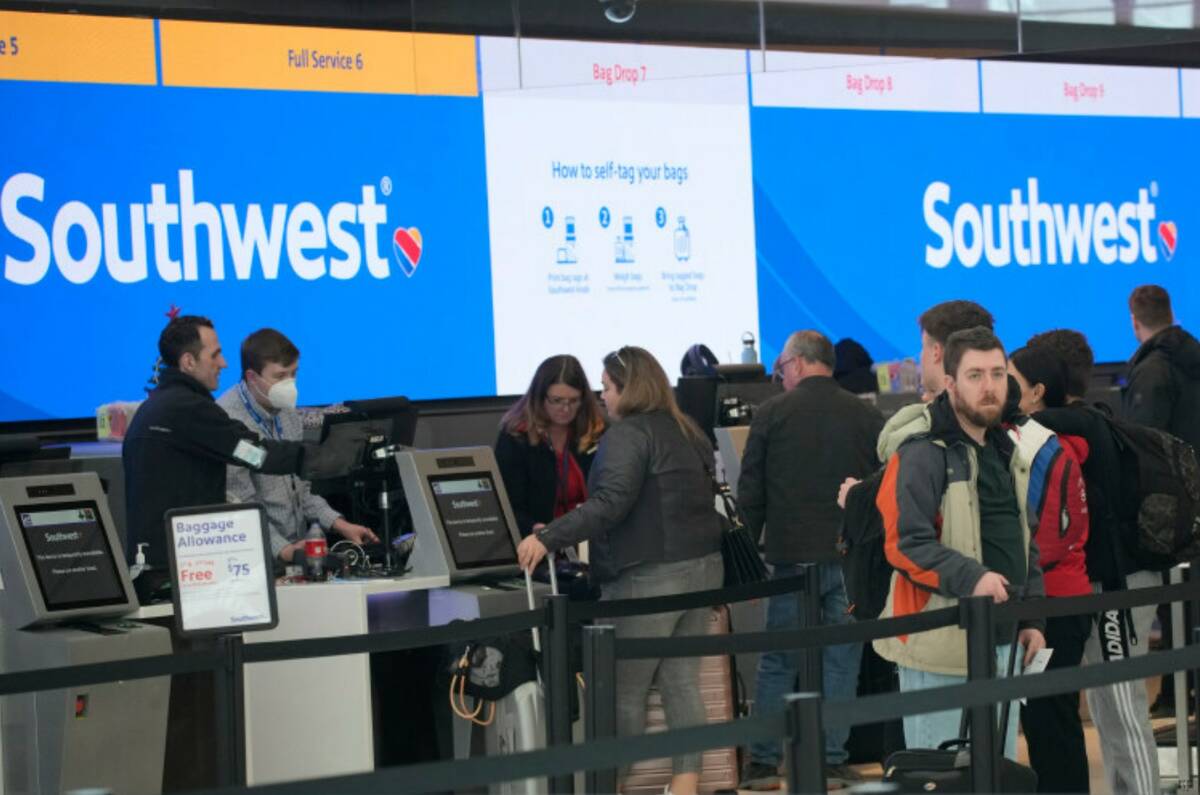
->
[676,377,719,442]
[427,473,518,571]
[677,366,782,441]
[320,396,418,447]
[0,435,70,470]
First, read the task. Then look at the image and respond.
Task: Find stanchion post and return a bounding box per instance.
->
[583,625,618,795]
[797,563,823,693]
[543,594,574,795]
[961,595,998,794]
[1189,561,1200,793]
[213,633,246,787]
[1193,624,1200,794]
[1171,565,1193,788]
[784,692,826,794]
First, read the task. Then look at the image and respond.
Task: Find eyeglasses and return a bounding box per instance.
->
[608,348,627,369]
[772,356,797,382]
[545,396,582,409]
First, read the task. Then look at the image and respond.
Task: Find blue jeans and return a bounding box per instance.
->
[897,644,1020,760]
[751,562,862,766]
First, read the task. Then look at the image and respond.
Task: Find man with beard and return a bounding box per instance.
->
[871,326,1046,754]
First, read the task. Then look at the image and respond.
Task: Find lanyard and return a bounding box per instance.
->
[238,382,282,439]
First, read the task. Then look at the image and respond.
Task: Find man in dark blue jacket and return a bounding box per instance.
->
[737,330,883,790]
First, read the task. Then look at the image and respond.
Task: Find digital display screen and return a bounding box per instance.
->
[428,474,518,570]
[4,20,1198,424]
[14,501,127,612]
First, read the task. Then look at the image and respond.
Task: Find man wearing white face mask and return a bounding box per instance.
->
[217,328,379,562]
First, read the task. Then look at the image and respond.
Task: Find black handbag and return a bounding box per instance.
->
[691,444,768,587]
[714,480,769,586]
[883,626,1037,793]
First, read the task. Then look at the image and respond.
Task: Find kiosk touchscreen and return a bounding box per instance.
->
[395,448,522,583]
[0,473,170,794]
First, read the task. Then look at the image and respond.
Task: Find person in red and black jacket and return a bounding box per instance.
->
[1006,346,1092,794]
[1028,328,1160,795]
[494,355,606,539]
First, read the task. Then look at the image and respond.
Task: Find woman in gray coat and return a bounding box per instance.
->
[517,345,724,795]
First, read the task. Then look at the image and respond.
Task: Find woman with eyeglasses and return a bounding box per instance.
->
[495,355,606,539]
[516,346,724,795]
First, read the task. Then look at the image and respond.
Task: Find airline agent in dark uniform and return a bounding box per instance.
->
[121,314,365,790]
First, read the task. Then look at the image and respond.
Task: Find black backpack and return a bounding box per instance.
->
[838,466,892,620]
[1098,409,1200,567]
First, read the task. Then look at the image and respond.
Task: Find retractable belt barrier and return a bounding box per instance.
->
[0,568,814,698]
[615,605,960,659]
[612,576,1200,660]
[566,572,809,621]
[824,640,1200,731]
[0,608,546,697]
[188,711,790,795]
[184,628,1200,795]
[240,608,544,664]
[4,570,1198,794]
[0,648,220,695]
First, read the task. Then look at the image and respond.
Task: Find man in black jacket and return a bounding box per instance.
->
[124,315,362,600]
[1124,285,1200,449]
[738,330,883,790]
[1124,285,1200,718]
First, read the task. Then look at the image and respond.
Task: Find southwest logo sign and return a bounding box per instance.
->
[392,227,423,277]
[924,178,1164,269]
[1158,221,1178,261]
[2,170,402,285]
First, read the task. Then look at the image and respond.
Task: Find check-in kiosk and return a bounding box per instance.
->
[397,447,538,619]
[0,473,170,795]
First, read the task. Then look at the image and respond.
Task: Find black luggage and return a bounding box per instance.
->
[883,628,1036,793]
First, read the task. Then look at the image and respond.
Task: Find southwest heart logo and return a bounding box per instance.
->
[391,227,423,277]
[1158,221,1178,261]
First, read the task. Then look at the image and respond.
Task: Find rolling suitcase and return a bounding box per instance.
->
[620,605,740,794]
[452,562,559,795]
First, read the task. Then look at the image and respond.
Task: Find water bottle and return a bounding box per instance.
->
[740,332,758,364]
[304,523,328,580]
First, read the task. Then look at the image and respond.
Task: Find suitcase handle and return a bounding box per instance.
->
[524,551,559,654]
[937,739,970,752]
